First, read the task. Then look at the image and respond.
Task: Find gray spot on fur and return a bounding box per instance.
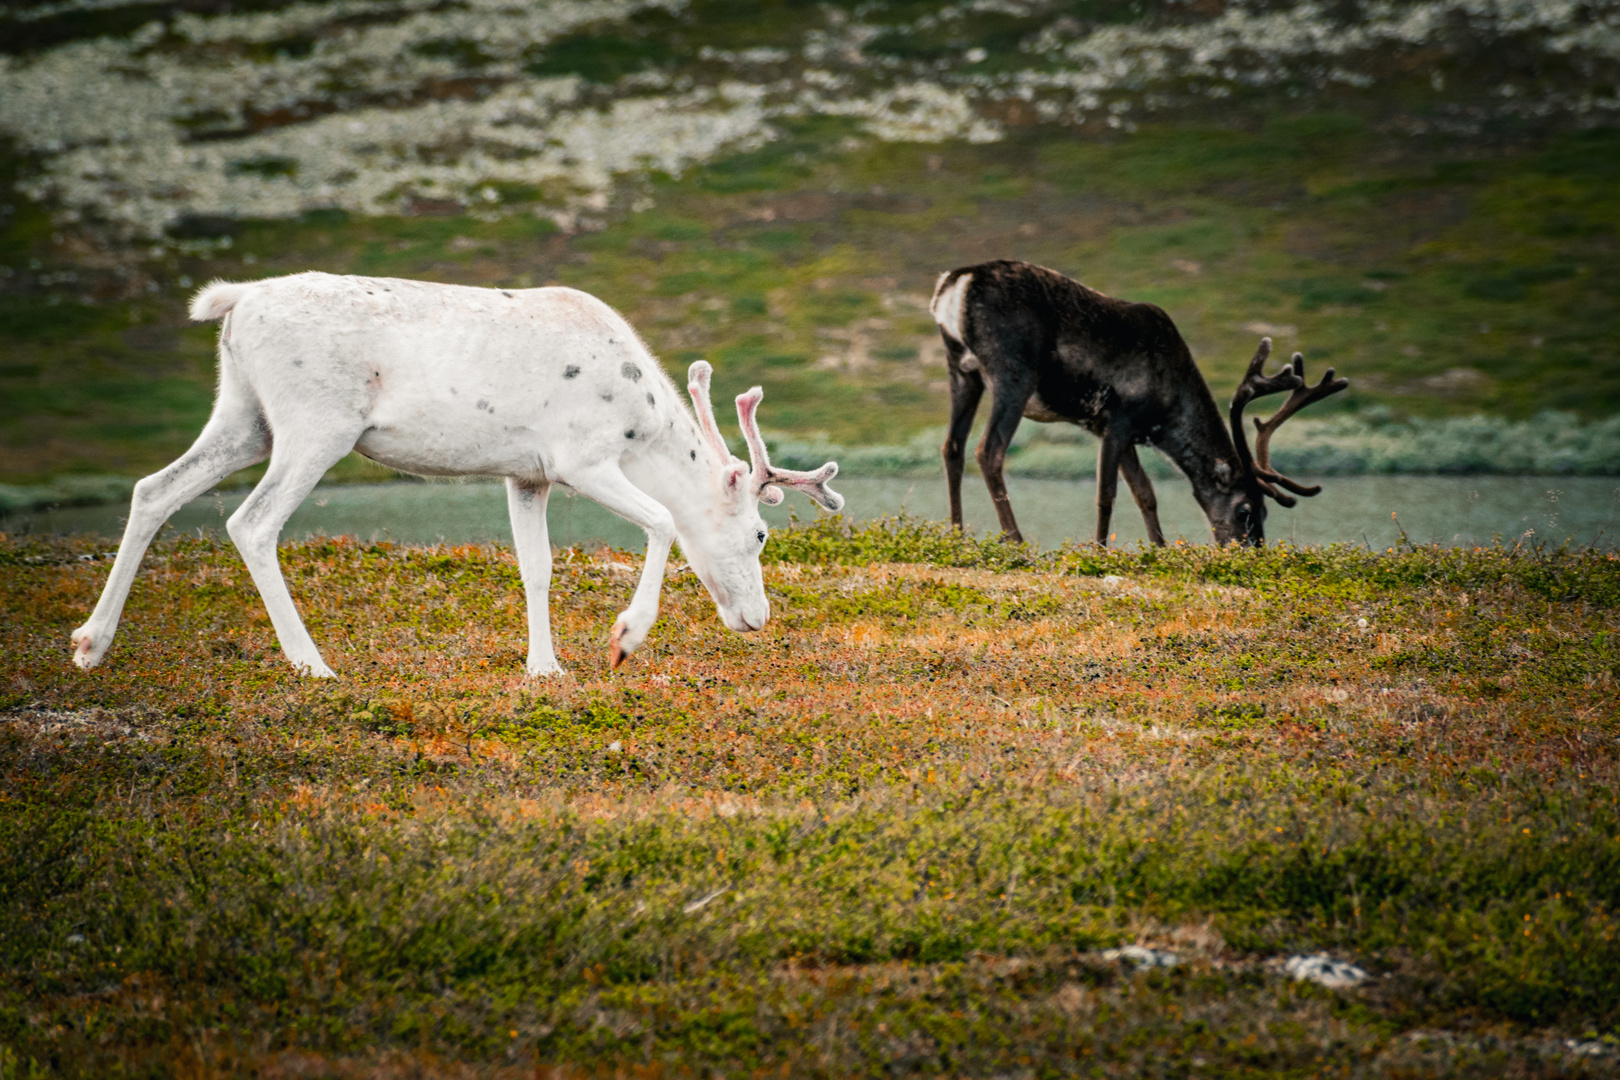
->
[564,365,580,379]
[621,362,642,382]
[646,392,655,405]
[476,399,490,411]
[625,429,636,439]
[601,392,614,402]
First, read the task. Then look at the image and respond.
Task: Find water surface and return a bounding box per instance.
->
[10,475,1616,551]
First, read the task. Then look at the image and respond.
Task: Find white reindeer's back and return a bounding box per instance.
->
[196,272,688,483]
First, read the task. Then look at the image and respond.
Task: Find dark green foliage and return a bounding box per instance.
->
[1464,263,1577,302]
[0,297,101,340]
[524,27,680,83]
[767,514,1620,606]
[226,155,299,180]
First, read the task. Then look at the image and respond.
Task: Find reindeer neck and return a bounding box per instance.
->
[620,399,735,523]
[1153,385,1243,503]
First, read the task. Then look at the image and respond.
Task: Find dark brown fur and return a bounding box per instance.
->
[932,260,1345,546]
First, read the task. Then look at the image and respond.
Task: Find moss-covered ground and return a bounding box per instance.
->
[3,520,1619,1076]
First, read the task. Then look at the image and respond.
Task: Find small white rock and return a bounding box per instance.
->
[1285,953,1367,989]
[607,741,622,752]
[1102,944,1179,970]
[1565,1039,1613,1058]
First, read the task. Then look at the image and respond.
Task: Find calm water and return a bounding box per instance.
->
[8,475,1618,551]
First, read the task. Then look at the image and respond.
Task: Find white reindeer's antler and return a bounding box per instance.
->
[734,387,845,512]
[686,361,732,462]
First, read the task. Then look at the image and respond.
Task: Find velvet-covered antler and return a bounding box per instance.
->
[1250,354,1349,497]
[686,360,732,463]
[1228,338,1307,507]
[735,387,845,512]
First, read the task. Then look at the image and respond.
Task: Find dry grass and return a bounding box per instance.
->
[2,520,1618,1077]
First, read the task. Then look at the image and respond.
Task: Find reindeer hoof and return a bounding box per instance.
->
[609,623,628,670]
[71,631,97,670]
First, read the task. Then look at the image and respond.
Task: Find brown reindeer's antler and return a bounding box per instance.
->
[1251,355,1349,491]
[1229,338,1348,507]
[735,387,845,511]
[686,361,733,463]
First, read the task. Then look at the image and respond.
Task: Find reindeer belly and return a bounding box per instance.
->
[355,375,556,479]
[354,422,544,479]
[1022,392,1065,423]
[1027,367,1115,431]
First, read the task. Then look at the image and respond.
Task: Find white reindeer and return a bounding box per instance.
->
[69,272,843,677]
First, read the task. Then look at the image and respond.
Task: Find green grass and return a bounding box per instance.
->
[2,112,1618,488]
[2,522,1619,1075]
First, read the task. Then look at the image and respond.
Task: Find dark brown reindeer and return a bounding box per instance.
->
[930,260,1347,546]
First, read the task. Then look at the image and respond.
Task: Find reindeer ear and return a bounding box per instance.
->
[721,460,749,497]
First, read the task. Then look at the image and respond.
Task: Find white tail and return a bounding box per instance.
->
[189,280,251,322]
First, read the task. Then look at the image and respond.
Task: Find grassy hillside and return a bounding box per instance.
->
[3,522,1619,1075]
[1,0,1617,491]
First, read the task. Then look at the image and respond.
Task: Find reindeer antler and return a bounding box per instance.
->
[687,361,732,463]
[1252,353,1348,494]
[735,387,845,512]
[1229,338,1348,507]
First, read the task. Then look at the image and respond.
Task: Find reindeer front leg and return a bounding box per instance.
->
[1095,422,1130,547]
[1118,443,1166,547]
[562,462,676,669]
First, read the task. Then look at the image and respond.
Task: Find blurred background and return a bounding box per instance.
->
[1,0,1616,546]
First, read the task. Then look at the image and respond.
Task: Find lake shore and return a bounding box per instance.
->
[9,474,1618,552]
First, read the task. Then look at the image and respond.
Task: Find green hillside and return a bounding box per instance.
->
[1,0,1617,489]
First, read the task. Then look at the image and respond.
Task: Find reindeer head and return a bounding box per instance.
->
[680,360,844,632]
[1208,338,1348,546]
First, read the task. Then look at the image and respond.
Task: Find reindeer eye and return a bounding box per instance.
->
[756,530,766,545]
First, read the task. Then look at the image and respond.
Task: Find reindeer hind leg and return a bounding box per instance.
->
[226,425,361,677]
[942,336,984,532]
[72,370,269,670]
[975,384,1032,544]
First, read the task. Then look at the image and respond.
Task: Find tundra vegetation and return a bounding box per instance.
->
[3,519,1620,1076]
